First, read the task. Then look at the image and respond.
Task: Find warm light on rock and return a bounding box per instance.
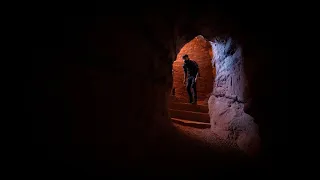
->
[173,35,215,103]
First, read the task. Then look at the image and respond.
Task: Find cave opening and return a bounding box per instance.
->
[171,35,215,104]
[169,35,215,138]
[169,35,260,157]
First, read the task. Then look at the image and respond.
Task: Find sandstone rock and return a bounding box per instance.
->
[208,38,260,155]
[173,35,214,103]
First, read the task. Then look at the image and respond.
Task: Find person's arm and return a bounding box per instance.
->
[195,72,199,82]
[195,62,199,81]
[183,64,187,84]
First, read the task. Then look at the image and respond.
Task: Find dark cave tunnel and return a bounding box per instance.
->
[29,2,288,177]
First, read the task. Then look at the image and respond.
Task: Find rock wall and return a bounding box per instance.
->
[29,2,286,175]
[30,16,178,174]
[172,35,214,103]
[208,38,260,156]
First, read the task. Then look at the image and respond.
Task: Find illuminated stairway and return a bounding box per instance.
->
[169,96,211,129]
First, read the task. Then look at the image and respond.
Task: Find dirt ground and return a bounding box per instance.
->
[172,123,240,153]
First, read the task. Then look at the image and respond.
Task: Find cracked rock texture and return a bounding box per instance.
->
[209,38,260,156]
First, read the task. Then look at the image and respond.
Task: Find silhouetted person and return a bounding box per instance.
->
[183,54,200,104]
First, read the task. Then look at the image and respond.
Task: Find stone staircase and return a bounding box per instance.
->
[169,95,211,129]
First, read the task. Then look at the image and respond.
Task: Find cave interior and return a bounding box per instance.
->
[29,2,288,177]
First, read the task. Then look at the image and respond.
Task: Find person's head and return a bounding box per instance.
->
[183,54,190,62]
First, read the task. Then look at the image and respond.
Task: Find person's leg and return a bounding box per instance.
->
[191,77,197,104]
[186,77,193,103]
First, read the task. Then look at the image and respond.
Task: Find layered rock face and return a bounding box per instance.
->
[173,35,214,103]
[208,38,260,156]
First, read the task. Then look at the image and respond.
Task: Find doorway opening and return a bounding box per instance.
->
[168,35,215,132]
[171,35,215,105]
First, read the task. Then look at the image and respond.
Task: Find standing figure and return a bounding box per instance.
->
[182,54,200,104]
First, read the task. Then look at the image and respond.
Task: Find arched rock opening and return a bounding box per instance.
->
[173,35,214,104]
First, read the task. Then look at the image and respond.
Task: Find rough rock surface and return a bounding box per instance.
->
[208,38,260,156]
[30,4,285,175]
[173,123,239,152]
[173,35,214,103]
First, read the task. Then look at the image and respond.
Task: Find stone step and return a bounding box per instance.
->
[169,95,181,103]
[169,109,210,123]
[169,102,208,113]
[171,118,211,129]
